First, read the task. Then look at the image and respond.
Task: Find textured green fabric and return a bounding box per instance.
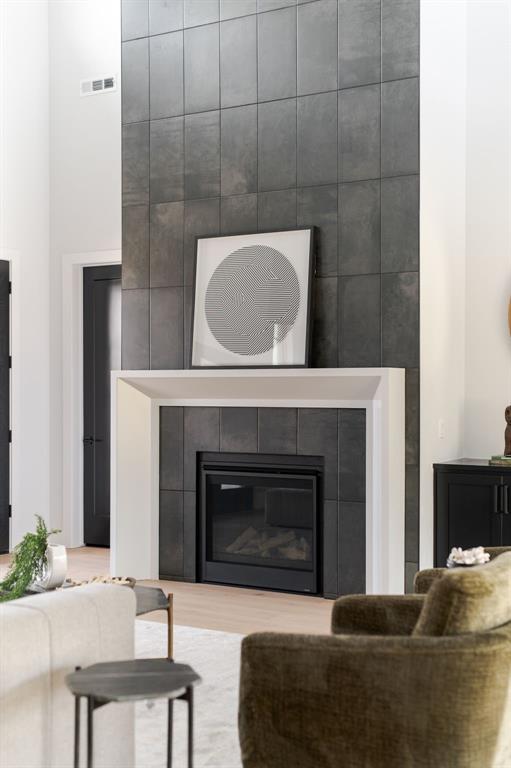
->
[331,594,424,636]
[413,552,511,636]
[239,554,511,768]
[239,627,511,768]
[414,547,511,594]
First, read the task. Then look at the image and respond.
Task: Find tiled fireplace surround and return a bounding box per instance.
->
[120,0,420,591]
[159,405,366,597]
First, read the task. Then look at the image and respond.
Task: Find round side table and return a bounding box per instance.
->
[66,658,201,768]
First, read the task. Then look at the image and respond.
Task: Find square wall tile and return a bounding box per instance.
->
[149,0,183,34]
[258,408,297,454]
[122,0,148,40]
[122,39,149,124]
[381,271,419,368]
[297,186,337,277]
[184,285,193,367]
[159,490,184,577]
[122,205,149,289]
[160,407,184,490]
[220,407,258,452]
[381,175,419,273]
[150,286,184,369]
[121,288,150,369]
[323,499,338,596]
[382,0,419,81]
[338,501,366,594]
[298,408,338,500]
[150,201,184,288]
[150,32,184,120]
[381,78,419,177]
[184,111,220,199]
[184,24,220,113]
[297,0,337,95]
[150,117,184,203]
[184,407,220,490]
[338,0,381,88]
[220,194,258,234]
[258,189,297,230]
[339,409,366,502]
[258,7,296,101]
[339,85,380,182]
[184,0,219,26]
[221,0,256,19]
[221,105,257,196]
[220,15,257,108]
[184,198,220,284]
[311,277,338,367]
[258,99,296,191]
[258,0,295,9]
[183,491,197,579]
[405,368,419,466]
[297,92,338,187]
[339,180,380,275]
[122,122,149,206]
[405,464,419,561]
[338,274,381,366]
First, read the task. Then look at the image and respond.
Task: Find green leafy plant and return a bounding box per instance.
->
[0,515,60,602]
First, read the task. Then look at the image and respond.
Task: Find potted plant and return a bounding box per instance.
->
[0,515,66,602]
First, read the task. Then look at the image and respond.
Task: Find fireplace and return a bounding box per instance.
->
[199,453,322,594]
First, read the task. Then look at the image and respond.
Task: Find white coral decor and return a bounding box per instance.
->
[446,546,490,568]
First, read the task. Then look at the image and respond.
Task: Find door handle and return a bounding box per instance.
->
[504,485,509,515]
[82,436,104,446]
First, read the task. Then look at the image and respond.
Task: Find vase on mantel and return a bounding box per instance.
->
[32,544,68,590]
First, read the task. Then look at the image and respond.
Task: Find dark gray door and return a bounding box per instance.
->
[83,265,121,546]
[0,261,9,553]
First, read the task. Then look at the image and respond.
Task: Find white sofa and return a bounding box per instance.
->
[0,584,136,768]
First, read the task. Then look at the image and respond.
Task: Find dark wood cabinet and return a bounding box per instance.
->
[434,459,511,567]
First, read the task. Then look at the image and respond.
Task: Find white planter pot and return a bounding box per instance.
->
[34,545,68,590]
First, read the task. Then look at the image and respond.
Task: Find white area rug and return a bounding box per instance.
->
[135,621,243,768]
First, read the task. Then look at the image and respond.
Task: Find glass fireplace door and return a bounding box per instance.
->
[200,466,319,593]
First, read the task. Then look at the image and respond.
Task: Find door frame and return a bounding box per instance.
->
[62,250,121,548]
[0,249,19,551]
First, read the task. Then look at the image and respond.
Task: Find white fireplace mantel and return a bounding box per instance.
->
[110,367,405,594]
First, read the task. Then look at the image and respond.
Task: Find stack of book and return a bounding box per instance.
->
[489,455,511,466]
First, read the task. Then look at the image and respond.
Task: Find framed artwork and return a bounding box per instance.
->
[190,228,315,368]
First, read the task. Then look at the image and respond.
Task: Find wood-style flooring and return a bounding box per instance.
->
[0,546,332,636]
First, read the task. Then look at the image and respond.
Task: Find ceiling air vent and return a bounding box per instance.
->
[80,75,117,97]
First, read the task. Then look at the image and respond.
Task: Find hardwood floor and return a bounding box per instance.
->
[0,546,332,636]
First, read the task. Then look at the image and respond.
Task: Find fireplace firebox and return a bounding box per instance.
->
[199,453,322,594]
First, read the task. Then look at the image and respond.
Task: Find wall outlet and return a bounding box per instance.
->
[438,419,445,440]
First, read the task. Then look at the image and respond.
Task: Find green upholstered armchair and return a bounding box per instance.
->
[239,553,511,768]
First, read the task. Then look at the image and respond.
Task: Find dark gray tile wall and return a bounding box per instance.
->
[159,405,365,595]
[121,0,420,590]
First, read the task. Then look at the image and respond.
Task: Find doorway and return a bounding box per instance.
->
[83,265,121,546]
[0,261,9,553]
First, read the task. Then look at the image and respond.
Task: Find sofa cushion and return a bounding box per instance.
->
[413,551,511,637]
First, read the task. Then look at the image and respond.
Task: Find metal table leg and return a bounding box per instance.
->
[167,699,174,767]
[74,695,80,768]
[87,697,94,768]
[187,686,194,768]
[167,594,174,660]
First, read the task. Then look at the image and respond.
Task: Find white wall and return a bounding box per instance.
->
[464,0,511,459]
[0,0,51,545]
[49,0,121,538]
[420,0,468,567]
[420,0,511,568]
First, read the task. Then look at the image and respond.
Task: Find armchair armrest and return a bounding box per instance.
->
[331,594,425,636]
[239,627,511,768]
[414,568,446,594]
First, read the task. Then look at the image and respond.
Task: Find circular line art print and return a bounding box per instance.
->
[204,244,301,356]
